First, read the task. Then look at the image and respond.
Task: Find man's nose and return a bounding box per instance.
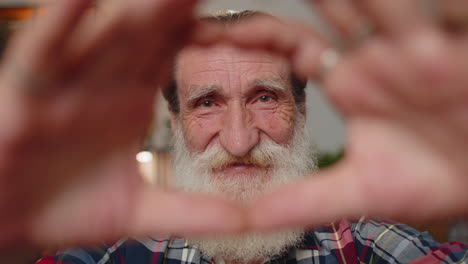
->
[219,104,259,157]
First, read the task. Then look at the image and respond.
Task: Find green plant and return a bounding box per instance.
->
[317,150,344,169]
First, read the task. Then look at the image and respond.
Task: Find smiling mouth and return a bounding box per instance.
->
[214,162,269,172]
[230,162,253,167]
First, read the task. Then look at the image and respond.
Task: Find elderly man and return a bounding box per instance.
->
[35,10,468,264]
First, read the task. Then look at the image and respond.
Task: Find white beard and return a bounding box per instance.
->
[172,114,317,263]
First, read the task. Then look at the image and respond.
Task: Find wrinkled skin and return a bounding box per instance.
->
[174,44,296,155]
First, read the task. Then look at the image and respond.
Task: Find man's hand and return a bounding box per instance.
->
[221,0,468,230]
[0,0,245,247]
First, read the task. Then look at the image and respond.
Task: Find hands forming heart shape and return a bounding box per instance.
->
[0,0,468,248]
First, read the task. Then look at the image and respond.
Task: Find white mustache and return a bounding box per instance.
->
[205,146,273,170]
[192,136,294,172]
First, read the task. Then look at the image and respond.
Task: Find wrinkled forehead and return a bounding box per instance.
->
[177,42,289,65]
[175,43,291,94]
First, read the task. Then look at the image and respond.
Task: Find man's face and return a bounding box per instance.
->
[175,43,297,180]
[170,44,315,263]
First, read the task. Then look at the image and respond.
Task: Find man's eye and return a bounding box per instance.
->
[258,95,272,103]
[200,100,214,107]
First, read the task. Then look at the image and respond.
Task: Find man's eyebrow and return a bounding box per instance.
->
[186,85,221,103]
[251,78,287,93]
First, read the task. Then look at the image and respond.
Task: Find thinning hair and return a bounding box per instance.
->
[162,10,307,114]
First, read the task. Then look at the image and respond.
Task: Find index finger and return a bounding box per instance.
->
[129,187,248,237]
[4,0,94,65]
[221,15,329,80]
[247,164,366,231]
[353,0,434,36]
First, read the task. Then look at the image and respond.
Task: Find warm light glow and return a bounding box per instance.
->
[136,151,153,163]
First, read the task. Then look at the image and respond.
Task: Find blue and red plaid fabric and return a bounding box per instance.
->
[36,218,468,264]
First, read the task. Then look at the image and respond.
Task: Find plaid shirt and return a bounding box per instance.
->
[36,218,468,264]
